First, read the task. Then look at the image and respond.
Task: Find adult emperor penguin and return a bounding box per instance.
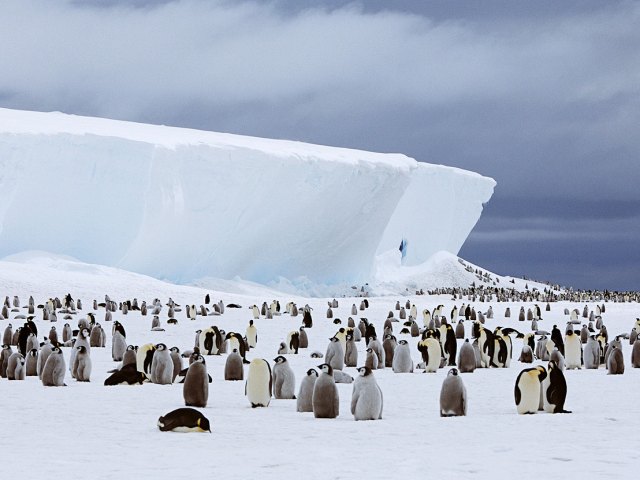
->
[184,354,209,407]
[351,366,383,420]
[392,339,413,373]
[297,369,318,412]
[564,330,582,370]
[150,343,173,384]
[325,337,345,371]
[550,325,565,356]
[137,343,156,375]
[312,363,339,418]
[246,358,272,408]
[224,349,244,381]
[417,331,441,373]
[514,366,547,414]
[457,339,477,373]
[158,408,211,433]
[246,320,258,348]
[112,330,127,362]
[286,331,300,354]
[344,333,358,367]
[440,368,467,417]
[272,356,296,399]
[41,346,66,386]
[72,345,92,382]
[542,360,571,413]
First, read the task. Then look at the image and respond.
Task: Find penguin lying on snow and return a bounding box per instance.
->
[158,408,211,433]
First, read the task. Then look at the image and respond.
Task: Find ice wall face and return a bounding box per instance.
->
[376,163,496,266]
[0,108,494,285]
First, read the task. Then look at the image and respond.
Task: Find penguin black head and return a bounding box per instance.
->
[232,348,238,354]
[274,356,286,364]
[155,343,167,351]
[249,320,254,326]
[447,368,459,377]
[357,366,373,377]
[77,345,87,353]
[197,416,212,433]
[333,319,341,324]
[193,354,205,364]
[399,339,408,345]
[346,333,353,341]
[170,347,180,353]
[329,337,339,342]
[126,345,136,351]
[366,348,373,354]
[318,363,333,375]
[306,369,318,377]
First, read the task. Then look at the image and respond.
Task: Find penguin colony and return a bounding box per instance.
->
[0,288,639,435]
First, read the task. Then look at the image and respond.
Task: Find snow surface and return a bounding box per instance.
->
[1,253,639,480]
[0,108,494,286]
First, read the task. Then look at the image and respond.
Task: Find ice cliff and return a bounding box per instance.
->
[0,108,495,284]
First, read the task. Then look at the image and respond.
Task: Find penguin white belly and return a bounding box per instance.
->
[565,338,582,369]
[517,376,541,414]
[425,340,441,373]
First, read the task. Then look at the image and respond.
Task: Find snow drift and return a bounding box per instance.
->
[0,108,495,284]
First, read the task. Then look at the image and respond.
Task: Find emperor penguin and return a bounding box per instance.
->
[137,343,156,375]
[69,328,91,373]
[550,325,565,356]
[25,349,38,376]
[112,330,127,362]
[312,363,339,418]
[457,339,476,373]
[37,342,53,379]
[297,369,318,412]
[286,331,300,354]
[89,324,105,347]
[272,356,296,399]
[631,340,640,368]
[325,337,345,371]
[607,346,624,375]
[0,345,12,377]
[344,333,358,367]
[183,354,209,407]
[41,346,66,386]
[122,345,137,368]
[72,345,92,382]
[564,330,582,370]
[62,323,72,343]
[158,408,211,433]
[417,334,441,373]
[298,327,309,349]
[382,334,397,368]
[542,360,570,413]
[514,366,547,414]
[580,325,589,344]
[367,336,385,369]
[439,368,467,417]
[455,320,465,339]
[224,349,244,381]
[584,336,600,369]
[150,343,173,384]
[441,324,458,366]
[392,339,413,373]
[48,326,58,345]
[246,320,258,348]
[549,348,565,371]
[2,325,12,347]
[7,352,26,380]
[351,366,383,420]
[364,348,378,370]
[170,347,183,382]
[246,358,272,408]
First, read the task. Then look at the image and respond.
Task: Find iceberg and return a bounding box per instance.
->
[0,108,495,284]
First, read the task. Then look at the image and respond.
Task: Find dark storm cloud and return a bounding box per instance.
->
[0,0,638,289]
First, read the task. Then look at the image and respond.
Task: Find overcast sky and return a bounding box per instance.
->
[1,0,638,290]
